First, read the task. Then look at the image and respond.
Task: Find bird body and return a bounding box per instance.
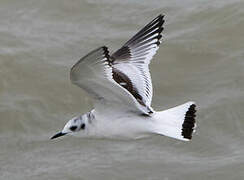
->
[51,14,197,141]
[67,101,196,141]
[80,110,154,140]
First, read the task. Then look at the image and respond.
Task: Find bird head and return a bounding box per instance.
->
[51,115,86,139]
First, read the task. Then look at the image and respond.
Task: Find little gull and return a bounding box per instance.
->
[51,14,197,141]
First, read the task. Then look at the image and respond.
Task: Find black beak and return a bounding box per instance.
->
[50,132,67,139]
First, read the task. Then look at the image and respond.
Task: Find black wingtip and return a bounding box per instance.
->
[155,14,165,24]
[102,46,110,61]
[123,14,165,47]
[181,104,196,140]
[154,14,165,21]
[102,46,109,55]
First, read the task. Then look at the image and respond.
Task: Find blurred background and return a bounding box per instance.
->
[0,0,244,179]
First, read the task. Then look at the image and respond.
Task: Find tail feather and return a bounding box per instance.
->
[153,102,197,141]
[181,104,196,139]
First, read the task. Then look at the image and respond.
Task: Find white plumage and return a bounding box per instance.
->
[51,15,197,141]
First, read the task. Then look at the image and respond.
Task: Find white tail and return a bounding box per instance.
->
[152,102,197,141]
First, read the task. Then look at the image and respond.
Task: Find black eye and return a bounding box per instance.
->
[81,124,85,129]
[70,126,77,131]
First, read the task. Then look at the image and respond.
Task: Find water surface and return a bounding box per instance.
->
[1,0,244,179]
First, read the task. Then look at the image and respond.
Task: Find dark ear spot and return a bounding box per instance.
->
[70,126,77,131]
[81,124,85,129]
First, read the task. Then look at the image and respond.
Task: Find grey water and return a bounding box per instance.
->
[0,0,244,179]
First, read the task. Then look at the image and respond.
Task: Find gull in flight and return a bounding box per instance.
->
[51,14,197,141]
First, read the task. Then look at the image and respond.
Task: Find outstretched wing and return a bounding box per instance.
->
[70,46,150,114]
[111,14,164,109]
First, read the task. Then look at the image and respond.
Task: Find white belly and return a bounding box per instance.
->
[79,113,155,140]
